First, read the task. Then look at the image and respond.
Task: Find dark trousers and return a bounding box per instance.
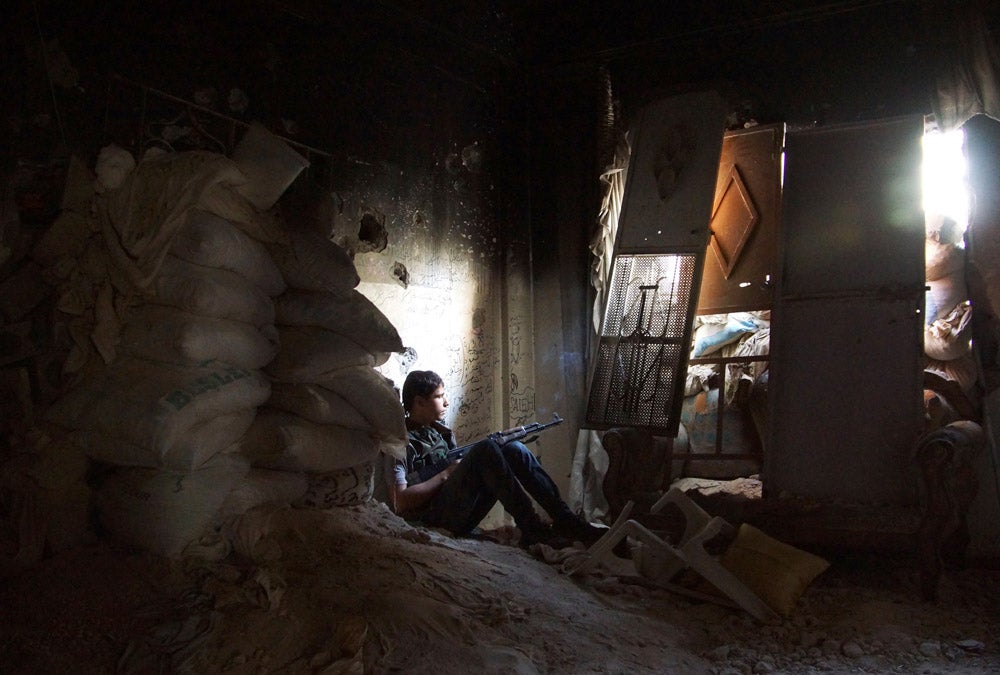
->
[420,439,575,535]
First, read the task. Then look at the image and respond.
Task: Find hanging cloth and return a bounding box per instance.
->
[930,0,1000,130]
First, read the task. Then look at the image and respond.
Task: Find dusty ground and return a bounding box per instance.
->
[1,495,999,675]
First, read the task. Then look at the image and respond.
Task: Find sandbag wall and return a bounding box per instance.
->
[924,219,978,402]
[244,227,408,509]
[36,125,406,558]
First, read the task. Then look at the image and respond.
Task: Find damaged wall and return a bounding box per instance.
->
[2,0,532,452]
[329,148,513,444]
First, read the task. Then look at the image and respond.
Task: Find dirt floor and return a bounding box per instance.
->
[2,492,999,675]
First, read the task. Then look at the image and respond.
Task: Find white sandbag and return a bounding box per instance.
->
[267,229,360,292]
[230,122,309,212]
[264,325,385,383]
[684,364,718,397]
[121,305,279,370]
[925,354,979,395]
[925,301,973,361]
[269,375,406,460]
[924,271,968,325]
[94,143,136,193]
[314,366,407,448]
[170,209,286,296]
[103,152,249,291]
[32,210,96,266]
[153,254,275,327]
[77,408,256,471]
[268,383,373,429]
[725,327,771,406]
[925,237,964,282]
[196,180,288,245]
[95,456,249,558]
[45,356,270,468]
[274,288,403,353]
[238,409,381,472]
[293,460,375,509]
[217,468,309,521]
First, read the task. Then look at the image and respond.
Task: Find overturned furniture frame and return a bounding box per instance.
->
[564,487,780,623]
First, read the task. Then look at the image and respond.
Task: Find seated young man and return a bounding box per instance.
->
[386,370,603,548]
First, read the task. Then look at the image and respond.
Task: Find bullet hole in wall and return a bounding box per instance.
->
[334,207,389,257]
[357,212,388,253]
[398,346,418,371]
[461,143,483,174]
[392,261,409,288]
[444,153,463,174]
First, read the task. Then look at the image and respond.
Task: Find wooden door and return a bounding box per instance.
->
[697,124,784,314]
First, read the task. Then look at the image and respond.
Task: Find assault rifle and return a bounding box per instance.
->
[411,413,564,483]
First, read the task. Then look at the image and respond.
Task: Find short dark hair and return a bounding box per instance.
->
[401,370,444,413]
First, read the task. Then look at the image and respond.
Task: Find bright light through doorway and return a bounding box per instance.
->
[922,128,970,241]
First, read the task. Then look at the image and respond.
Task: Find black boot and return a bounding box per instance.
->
[552,515,632,557]
[552,514,607,547]
[519,522,575,549]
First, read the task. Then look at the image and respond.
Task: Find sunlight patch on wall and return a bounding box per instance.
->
[358,253,498,442]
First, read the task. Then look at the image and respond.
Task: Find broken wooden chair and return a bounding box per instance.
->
[563,486,780,623]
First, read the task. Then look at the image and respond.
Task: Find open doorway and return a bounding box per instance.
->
[670,118,973,505]
[669,123,783,496]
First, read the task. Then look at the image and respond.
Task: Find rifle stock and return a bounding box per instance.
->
[413,413,564,483]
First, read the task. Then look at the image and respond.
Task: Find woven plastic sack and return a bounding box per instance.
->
[268,383,373,430]
[925,237,964,282]
[95,456,249,558]
[925,301,973,361]
[293,460,375,509]
[264,325,385,383]
[274,288,403,354]
[924,269,968,325]
[78,408,256,471]
[230,122,309,211]
[45,356,270,470]
[314,366,407,453]
[153,254,275,327]
[238,409,381,472]
[267,229,359,292]
[121,305,279,370]
[217,468,310,521]
[170,209,286,296]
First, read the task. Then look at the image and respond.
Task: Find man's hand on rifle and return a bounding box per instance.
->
[439,459,461,481]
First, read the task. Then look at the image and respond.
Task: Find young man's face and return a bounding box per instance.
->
[413,384,448,424]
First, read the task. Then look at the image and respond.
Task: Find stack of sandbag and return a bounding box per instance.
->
[924,224,977,397]
[45,134,311,557]
[118,210,283,370]
[244,227,408,508]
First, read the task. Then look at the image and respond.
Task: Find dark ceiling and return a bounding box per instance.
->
[5,0,997,163]
[391,0,922,68]
[308,0,998,71]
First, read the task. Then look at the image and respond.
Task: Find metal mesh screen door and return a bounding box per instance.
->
[586,253,697,433]
[584,89,726,434]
